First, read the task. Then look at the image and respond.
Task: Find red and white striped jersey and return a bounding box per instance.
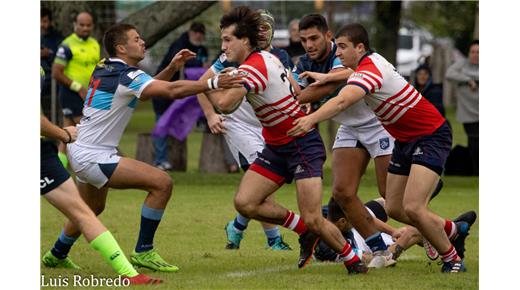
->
[238,50,305,145]
[346,52,445,142]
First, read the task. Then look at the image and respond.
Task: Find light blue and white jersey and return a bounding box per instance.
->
[76,58,154,148]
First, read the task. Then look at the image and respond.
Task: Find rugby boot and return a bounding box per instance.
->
[297,231,320,268]
[42,250,80,269]
[224,221,243,249]
[130,249,179,272]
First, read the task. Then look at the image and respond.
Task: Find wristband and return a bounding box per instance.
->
[69,80,82,92]
[207,75,219,90]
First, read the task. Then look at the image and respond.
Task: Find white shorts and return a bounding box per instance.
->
[67,143,121,189]
[352,229,394,254]
[223,119,264,168]
[333,118,394,158]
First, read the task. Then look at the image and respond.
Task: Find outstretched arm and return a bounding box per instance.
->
[154,49,196,81]
[296,68,350,104]
[287,84,366,136]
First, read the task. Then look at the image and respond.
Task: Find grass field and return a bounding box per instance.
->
[41,102,479,289]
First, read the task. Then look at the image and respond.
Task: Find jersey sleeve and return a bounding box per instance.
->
[210,53,227,74]
[238,54,268,94]
[53,44,72,66]
[347,65,383,94]
[331,56,344,70]
[121,68,154,98]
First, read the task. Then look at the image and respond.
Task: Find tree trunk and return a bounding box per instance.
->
[373,1,402,65]
[199,133,228,173]
[42,1,216,50]
[120,1,216,48]
[135,133,187,171]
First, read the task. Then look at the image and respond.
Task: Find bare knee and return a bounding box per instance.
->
[332,185,356,206]
[153,172,173,202]
[301,214,323,234]
[403,203,424,223]
[233,193,256,218]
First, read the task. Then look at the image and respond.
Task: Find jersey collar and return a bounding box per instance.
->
[358,50,373,66]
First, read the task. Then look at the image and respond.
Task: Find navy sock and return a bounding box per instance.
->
[135,205,164,253]
[233,214,249,232]
[50,230,79,259]
[365,232,388,253]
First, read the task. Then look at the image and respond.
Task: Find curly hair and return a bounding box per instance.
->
[220,6,262,49]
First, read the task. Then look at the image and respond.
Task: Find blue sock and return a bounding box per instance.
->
[233,214,249,232]
[365,232,388,252]
[50,230,79,259]
[135,204,164,253]
[264,227,281,245]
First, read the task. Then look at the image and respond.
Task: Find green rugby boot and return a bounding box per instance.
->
[41,250,80,269]
[130,249,179,272]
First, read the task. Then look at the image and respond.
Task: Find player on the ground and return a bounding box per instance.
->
[40,68,161,285]
[42,23,243,272]
[205,6,368,274]
[315,197,477,264]
[291,14,395,268]
[288,23,473,273]
[197,9,294,251]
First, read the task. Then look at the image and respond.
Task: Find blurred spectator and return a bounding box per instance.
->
[40,7,63,119]
[284,19,305,65]
[152,22,209,171]
[445,40,479,175]
[413,64,445,116]
[52,11,100,167]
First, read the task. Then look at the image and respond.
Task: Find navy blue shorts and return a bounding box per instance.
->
[388,121,452,176]
[250,130,326,185]
[41,141,70,195]
[59,86,84,117]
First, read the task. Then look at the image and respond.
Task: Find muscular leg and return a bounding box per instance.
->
[233,170,286,223]
[45,178,106,241]
[374,155,391,198]
[107,157,173,208]
[331,148,377,238]
[296,177,348,253]
[44,178,140,278]
[402,164,452,255]
[384,173,412,225]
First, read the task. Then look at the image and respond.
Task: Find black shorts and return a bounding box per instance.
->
[388,121,452,176]
[41,141,70,195]
[59,86,84,117]
[250,130,326,185]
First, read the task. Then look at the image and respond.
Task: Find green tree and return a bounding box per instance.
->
[403,1,478,53]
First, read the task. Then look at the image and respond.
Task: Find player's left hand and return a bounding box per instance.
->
[299,71,329,86]
[170,49,197,71]
[287,115,316,136]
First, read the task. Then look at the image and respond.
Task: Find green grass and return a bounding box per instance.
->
[41,103,478,289]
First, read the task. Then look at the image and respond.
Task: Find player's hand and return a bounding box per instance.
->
[215,73,244,89]
[170,49,197,71]
[62,126,78,143]
[299,71,329,86]
[207,113,227,134]
[391,227,408,241]
[287,115,316,136]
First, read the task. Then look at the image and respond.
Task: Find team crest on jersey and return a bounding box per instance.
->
[379,137,390,150]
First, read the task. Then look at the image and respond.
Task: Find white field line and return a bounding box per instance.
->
[224,255,424,278]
